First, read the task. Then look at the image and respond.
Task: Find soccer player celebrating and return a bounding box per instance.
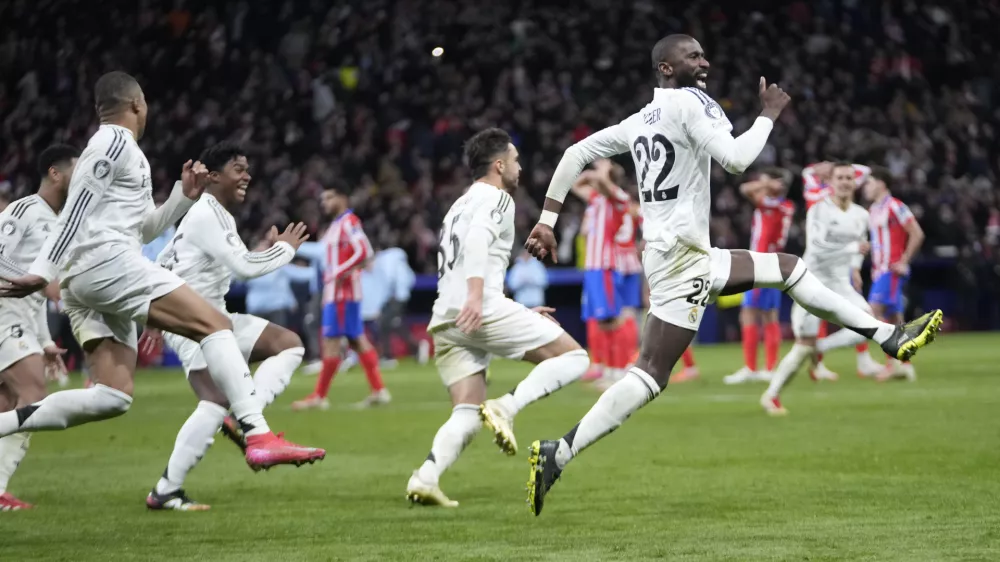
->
[760,162,872,414]
[522,35,943,516]
[406,128,589,507]
[802,161,882,380]
[0,145,78,510]
[0,72,324,471]
[291,182,388,410]
[817,166,925,381]
[140,142,312,511]
[725,168,795,385]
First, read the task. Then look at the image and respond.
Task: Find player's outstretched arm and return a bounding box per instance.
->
[141,160,207,243]
[205,221,309,280]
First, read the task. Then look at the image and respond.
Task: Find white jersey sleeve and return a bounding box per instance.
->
[683,92,774,174]
[186,197,295,280]
[0,195,58,343]
[141,180,197,244]
[544,125,631,205]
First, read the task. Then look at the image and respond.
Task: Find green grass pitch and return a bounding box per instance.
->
[3,333,999,561]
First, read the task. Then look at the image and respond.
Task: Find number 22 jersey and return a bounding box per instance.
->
[429,182,515,327]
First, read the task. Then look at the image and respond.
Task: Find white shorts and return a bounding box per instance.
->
[61,251,185,350]
[164,313,269,377]
[792,280,871,338]
[0,319,42,373]
[643,244,732,331]
[430,299,564,387]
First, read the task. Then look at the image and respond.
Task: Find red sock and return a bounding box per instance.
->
[816,321,828,361]
[764,321,781,371]
[314,357,341,398]
[742,324,759,371]
[856,342,869,353]
[681,347,696,368]
[604,325,622,369]
[621,317,639,356]
[587,319,604,366]
[358,348,385,392]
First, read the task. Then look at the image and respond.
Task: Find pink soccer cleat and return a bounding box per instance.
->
[244,432,326,472]
[291,393,329,411]
[0,492,34,511]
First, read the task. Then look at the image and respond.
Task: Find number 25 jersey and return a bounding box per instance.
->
[430,182,515,326]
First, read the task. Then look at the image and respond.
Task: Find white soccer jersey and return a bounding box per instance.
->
[549,87,773,253]
[802,196,869,283]
[430,182,515,325]
[157,194,295,311]
[0,194,58,344]
[29,124,180,281]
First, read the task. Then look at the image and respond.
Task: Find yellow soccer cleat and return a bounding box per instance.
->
[405,471,458,508]
[480,400,517,456]
[879,310,943,362]
[526,440,562,516]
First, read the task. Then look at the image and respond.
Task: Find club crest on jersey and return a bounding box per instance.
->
[704,101,724,120]
[93,160,111,179]
[1,220,15,236]
[10,325,23,339]
[490,209,504,224]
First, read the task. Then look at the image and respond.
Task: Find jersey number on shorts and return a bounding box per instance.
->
[437,213,461,279]
[632,134,678,204]
[685,278,710,307]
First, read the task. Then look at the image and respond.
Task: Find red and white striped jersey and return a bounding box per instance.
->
[801,163,872,209]
[614,213,642,274]
[583,189,628,270]
[750,196,796,253]
[321,210,373,303]
[869,195,914,276]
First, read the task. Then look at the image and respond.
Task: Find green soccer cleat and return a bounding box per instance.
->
[527,440,562,516]
[880,310,944,362]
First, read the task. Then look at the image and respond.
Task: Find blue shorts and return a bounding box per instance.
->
[869,273,908,316]
[322,301,363,339]
[616,272,642,309]
[581,269,621,321]
[742,288,782,311]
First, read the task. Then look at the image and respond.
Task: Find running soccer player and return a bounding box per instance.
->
[140,142,311,511]
[0,72,324,470]
[0,145,78,510]
[291,182,388,410]
[760,162,872,414]
[817,166,925,381]
[724,168,794,385]
[406,128,589,507]
[522,34,942,516]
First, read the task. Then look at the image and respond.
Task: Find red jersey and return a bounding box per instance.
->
[321,210,373,303]
[614,213,642,275]
[801,163,872,209]
[869,195,914,276]
[750,197,796,253]
[583,189,628,270]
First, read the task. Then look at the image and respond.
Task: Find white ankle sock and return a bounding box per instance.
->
[0,384,132,437]
[253,347,303,407]
[765,344,813,397]
[507,349,589,415]
[415,404,482,486]
[200,330,269,437]
[0,433,30,494]
[817,328,868,353]
[555,367,660,469]
[155,401,227,495]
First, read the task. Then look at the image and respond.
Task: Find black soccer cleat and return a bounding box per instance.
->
[527,440,562,517]
[145,488,210,511]
[221,415,247,453]
[879,310,944,362]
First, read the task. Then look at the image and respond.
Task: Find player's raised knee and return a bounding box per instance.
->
[91,384,133,419]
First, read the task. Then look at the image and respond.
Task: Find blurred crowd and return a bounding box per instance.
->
[2,0,1000,276]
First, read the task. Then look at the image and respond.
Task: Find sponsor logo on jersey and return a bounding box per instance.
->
[1,220,15,236]
[94,160,111,179]
[704,101,724,120]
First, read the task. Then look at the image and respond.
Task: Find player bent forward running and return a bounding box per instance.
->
[760,162,873,415]
[0,71,324,471]
[140,142,312,511]
[0,145,79,510]
[522,35,943,516]
[405,129,591,507]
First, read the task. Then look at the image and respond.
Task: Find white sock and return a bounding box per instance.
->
[415,404,482,486]
[155,401,227,495]
[765,344,813,397]
[554,367,660,469]
[0,433,30,494]
[783,262,895,344]
[817,328,867,353]
[0,384,132,437]
[253,347,303,408]
[504,349,589,415]
[200,330,269,437]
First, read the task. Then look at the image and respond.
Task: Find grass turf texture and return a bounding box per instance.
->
[3,333,998,561]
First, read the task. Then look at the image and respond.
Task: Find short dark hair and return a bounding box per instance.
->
[324,179,351,197]
[37,144,81,178]
[464,128,512,179]
[651,34,695,69]
[199,141,246,173]
[868,165,892,191]
[760,166,790,185]
[94,71,142,115]
[830,160,855,171]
